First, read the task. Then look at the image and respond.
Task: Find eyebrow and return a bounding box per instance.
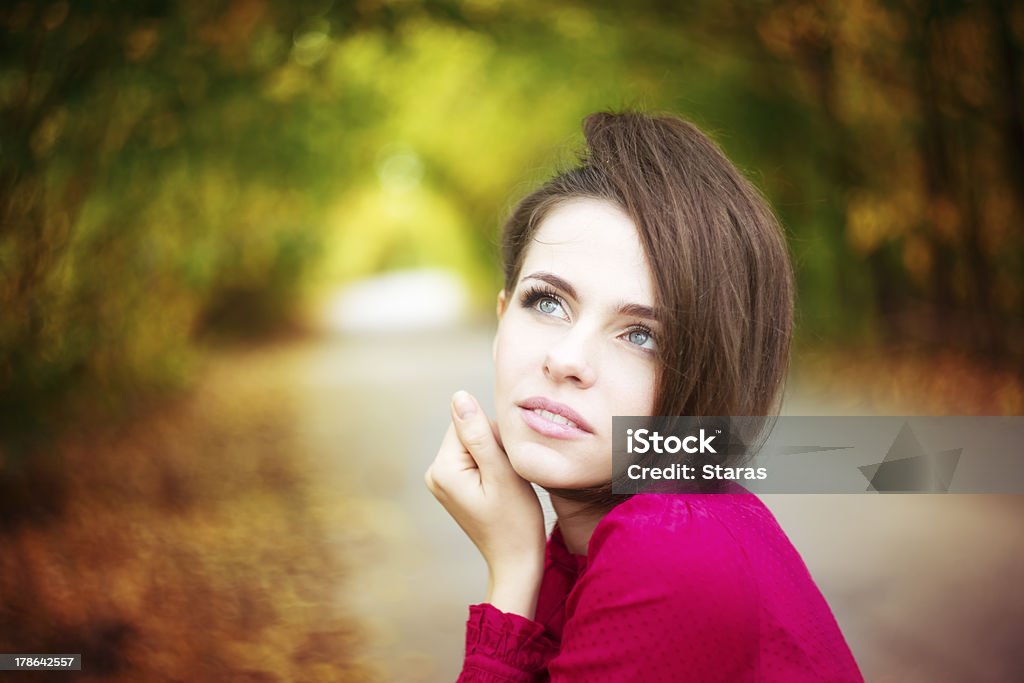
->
[521,271,660,322]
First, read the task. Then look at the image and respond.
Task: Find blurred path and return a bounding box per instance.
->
[207,327,1024,682]
[296,327,500,683]
[209,327,502,683]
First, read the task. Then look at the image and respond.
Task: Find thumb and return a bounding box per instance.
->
[451,390,506,478]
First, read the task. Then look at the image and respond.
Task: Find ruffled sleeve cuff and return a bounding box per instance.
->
[457,603,558,682]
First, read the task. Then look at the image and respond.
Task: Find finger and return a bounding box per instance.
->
[450,390,508,482]
[433,422,478,473]
[427,422,474,487]
[489,417,504,451]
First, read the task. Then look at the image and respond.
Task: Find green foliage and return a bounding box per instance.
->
[2,0,1022,429]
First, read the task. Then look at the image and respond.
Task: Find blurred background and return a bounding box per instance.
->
[1,0,1022,681]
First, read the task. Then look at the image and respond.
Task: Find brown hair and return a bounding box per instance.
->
[500,111,794,512]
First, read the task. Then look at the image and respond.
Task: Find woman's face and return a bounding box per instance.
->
[492,197,659,489]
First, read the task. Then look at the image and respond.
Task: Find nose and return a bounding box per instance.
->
[544,328,597,388]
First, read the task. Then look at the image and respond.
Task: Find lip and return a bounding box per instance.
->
[517,396,595,440]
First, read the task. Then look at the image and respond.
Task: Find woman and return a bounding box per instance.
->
[425,112,863,681]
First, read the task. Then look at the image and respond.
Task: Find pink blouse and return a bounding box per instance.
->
[457,486,863,682]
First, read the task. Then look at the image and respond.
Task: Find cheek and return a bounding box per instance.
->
[639,366,658,409]
[641,372,658,414]
[492,330,516,383]
[494,318,542,377]
[492,330,529,404]
[609,364,658,416]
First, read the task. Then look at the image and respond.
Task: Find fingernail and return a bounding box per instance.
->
[453,391,477,419]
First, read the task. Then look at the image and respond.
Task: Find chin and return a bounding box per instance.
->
[505,441,606,490]
[505,441,565,487]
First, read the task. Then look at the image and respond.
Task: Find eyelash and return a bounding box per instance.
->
[519,284,563,312]
[518,284,657,352]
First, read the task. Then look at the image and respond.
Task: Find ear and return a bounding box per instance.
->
[492,289,506,362]
[495,289,507,319]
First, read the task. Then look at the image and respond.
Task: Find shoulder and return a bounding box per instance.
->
[584,491,768,600]
[565,492,764,660]
[589,489,775,560]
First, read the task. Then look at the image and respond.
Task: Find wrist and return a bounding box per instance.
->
[486,560,544,620]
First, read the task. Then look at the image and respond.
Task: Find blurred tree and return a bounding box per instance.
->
[2,0,1022,438]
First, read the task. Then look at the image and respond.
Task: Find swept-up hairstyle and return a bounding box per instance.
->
[500,111,794,510]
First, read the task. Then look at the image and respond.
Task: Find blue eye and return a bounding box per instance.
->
[538,297,561,315]
[625,326,657,351]
[519,285,568,319]
[628,329,649,345]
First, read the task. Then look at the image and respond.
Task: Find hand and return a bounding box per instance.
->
[425,390,546,618]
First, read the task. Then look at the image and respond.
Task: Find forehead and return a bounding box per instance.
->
[520,198,654,303]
